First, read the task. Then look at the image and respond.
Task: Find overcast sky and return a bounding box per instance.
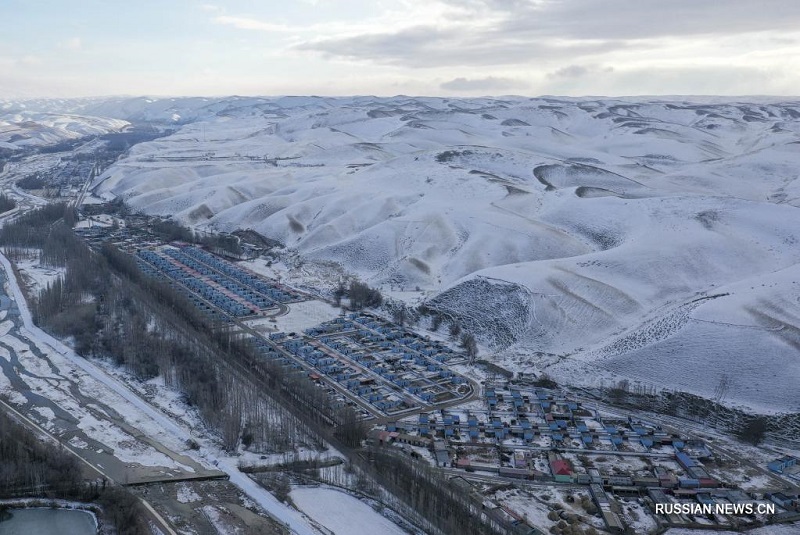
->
[2,0,799,98]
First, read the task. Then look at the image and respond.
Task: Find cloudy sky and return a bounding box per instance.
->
[2,0,799,98]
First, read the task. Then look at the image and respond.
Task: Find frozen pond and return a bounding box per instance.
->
[0,508,97,535]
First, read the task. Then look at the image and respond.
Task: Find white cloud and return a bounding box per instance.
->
[539,64,789,96]
[548,65,614,79]
[292,0,800,72]
[440,76,527,92]
[3,0,800,97]
[64,37,82,50]
[214,16,289,32]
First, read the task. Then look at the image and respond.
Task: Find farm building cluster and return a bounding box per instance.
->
[253,312,474,417]
[133,244,475,419]
[372,383,800,532]
[387,387,706,456]
[136,245,304,319]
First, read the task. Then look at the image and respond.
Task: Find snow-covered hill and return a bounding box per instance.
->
[0,101,128,150]
[18,94,800,413]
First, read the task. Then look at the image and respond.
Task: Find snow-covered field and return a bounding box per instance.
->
[13,256,64,294]
[243,299,342,335]
[10,94,800,414]
[290,486,406,535]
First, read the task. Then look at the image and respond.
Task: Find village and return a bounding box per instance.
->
[371,382,800,533]
[74,213,800,534]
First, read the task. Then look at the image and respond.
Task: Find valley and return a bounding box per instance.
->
[1,96,799,535]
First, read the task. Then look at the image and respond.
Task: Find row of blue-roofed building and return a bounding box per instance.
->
[137,252,225,319]
[137,250,248,317]
[253,312,473,416]
[280,336,408,413]
[165,248,273,309]
[401,386,699,453]
[137,249,256,317]
[250,336,305,372]
[346,312,458,359]
[181,246,299,303]
[318,339,457,402]
[301,314,468,401]
[137,245,309,318]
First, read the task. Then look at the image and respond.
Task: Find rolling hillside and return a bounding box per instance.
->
[0,102,128,150]
[29,95,800,413]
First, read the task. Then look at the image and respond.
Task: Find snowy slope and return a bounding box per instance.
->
[0,108,128,150]
[20,94,800,412]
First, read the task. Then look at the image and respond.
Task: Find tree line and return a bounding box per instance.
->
[0,194,15,214]
[333,279,383,309]
[16,173,47,190]
[0,202,77,261]
[0,409,84,499]
[150,218,243,256]
[37,217,362,454]
[359,446,515,535]
[602,381,782,446]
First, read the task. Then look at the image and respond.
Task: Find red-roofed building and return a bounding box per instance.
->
[549,454,574,483]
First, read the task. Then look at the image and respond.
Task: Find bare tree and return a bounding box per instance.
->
[392,307,407,326]
[448,322,461,340]
[461,332,478,364]
[713,373,731,404]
